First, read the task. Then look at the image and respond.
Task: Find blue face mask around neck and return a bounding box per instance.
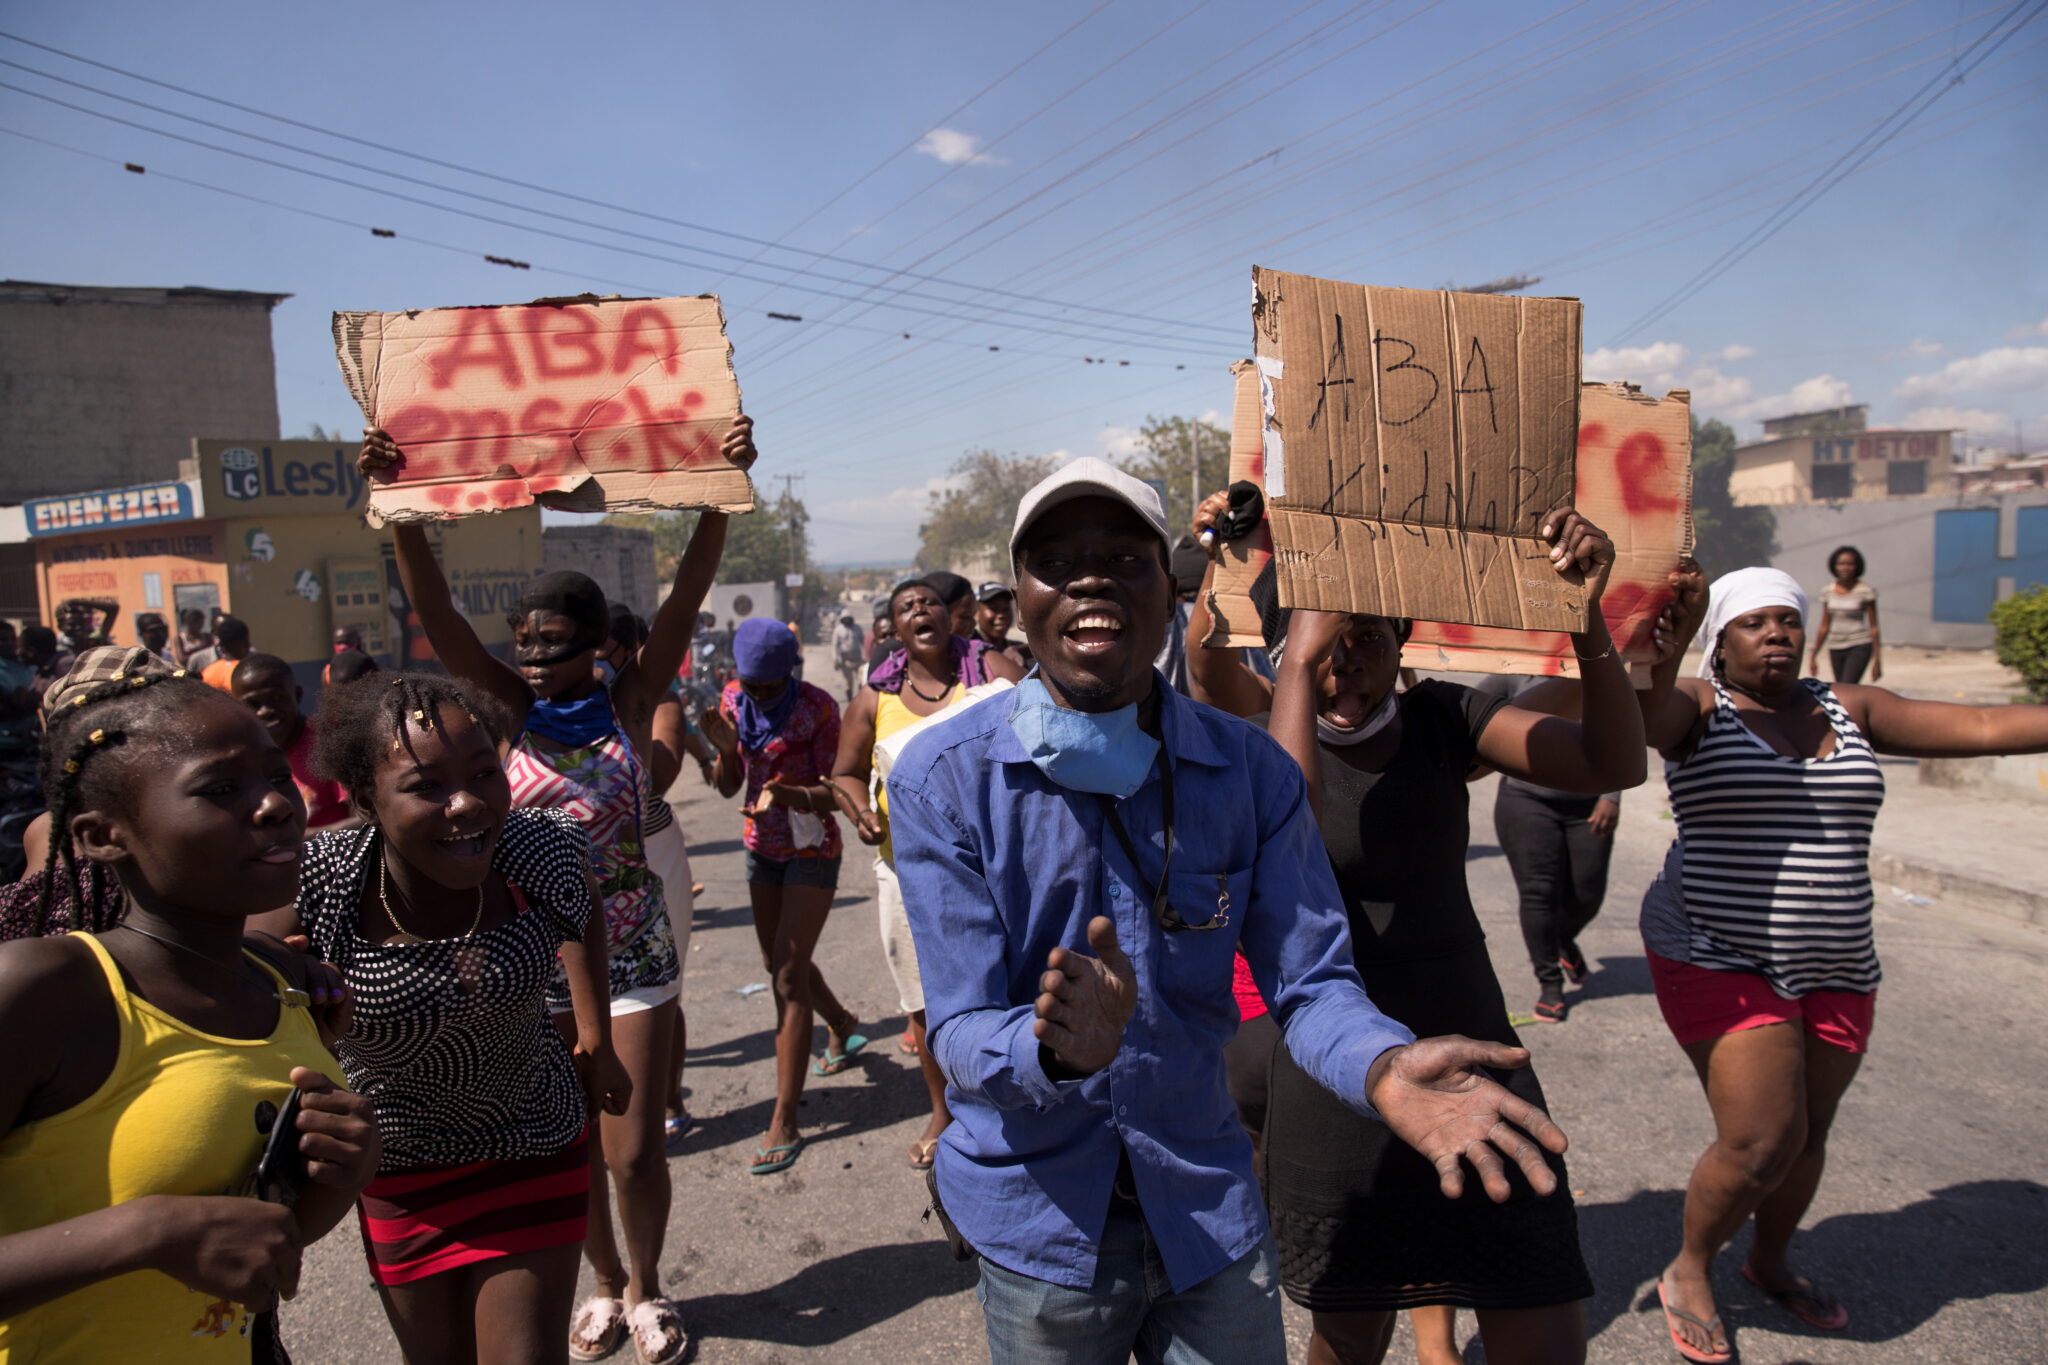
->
[1006,676,1161,798]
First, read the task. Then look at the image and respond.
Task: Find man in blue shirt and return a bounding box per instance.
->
[890,458,1570,1364]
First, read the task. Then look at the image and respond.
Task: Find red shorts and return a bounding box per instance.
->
[1645,949,1875,1054]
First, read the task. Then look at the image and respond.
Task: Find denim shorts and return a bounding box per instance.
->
[744,849,842,889]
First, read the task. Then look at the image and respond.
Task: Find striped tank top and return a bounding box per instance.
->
[1640,678,1886,997]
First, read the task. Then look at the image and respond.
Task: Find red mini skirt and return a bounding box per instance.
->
[357,1130,590,1286]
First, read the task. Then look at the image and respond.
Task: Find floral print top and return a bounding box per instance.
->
[720,679,843,862]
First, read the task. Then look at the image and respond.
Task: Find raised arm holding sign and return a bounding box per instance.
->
[1252,268,1586,632]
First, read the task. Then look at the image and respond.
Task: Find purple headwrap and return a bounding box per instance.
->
[867,634,997,695]
[731,618,801,750]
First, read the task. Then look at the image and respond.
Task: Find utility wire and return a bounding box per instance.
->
[1605,0,2048,344]
[0,28,1235,340]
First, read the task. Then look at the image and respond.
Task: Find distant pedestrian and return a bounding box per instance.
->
[1808,545,1880,684]
[1478,675,1621,1024]
[971,582,1031,669]
[19,625,71,705]
[831,613,865,700]
[327,649,380,686]
[921,570,976,639]
[190,616,253,691]
[700,619,862,1177]
[230,653,353,831]
[172,607,214,668]
[865,599,898,675]
[134,611,174,665]
[1638,564,2048,1362]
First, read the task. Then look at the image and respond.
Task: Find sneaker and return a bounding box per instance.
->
[1533,988,1568,1023]
[1559,944,1589,986]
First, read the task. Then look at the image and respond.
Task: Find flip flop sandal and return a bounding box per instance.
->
[1657,1278,1733,1363]
[568,1295,626,1361]
[813,1031,870,1075]
[1742,1262,1849,1330]
[663,1112,694,1144]
[625,1297,687,1365]
[898,1029,920,1055]
[749,1139,804,1175]
[908,1137,939,1170]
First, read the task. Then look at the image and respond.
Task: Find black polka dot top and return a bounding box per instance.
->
[297,809,595,1172]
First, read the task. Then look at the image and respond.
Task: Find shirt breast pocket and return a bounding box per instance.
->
[1157,863,1253,998]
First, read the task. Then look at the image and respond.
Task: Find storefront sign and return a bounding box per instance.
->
[26,481,194,536]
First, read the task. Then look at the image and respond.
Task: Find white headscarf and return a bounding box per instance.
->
[1698,567,1808,678]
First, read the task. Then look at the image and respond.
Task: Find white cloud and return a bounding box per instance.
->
[1899,406,2017,448]
[915,128,1001,166]
[1682,365,1755,412]
[1716,343,1756,361]
[1901,337,1946,357]
[1096,425,1146,459]
[1681,367,1854,423]
[1582,341,1688,385]
[1897,345,2048,398]
[825,473,963,528]
[2008,316,2048,338]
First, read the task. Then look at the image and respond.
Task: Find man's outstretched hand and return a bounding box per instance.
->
[1367,1035,1570,1201]
[1032,916,1136,1078]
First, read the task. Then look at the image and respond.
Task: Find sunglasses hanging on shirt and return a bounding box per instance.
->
[1098,757,1230,933]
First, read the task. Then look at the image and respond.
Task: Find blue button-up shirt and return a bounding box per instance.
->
[890,678,1414,1292]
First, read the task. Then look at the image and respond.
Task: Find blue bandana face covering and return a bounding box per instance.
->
[1006,677,1161,798]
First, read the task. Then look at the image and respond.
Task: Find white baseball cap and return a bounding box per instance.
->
[1009,457,1172,560]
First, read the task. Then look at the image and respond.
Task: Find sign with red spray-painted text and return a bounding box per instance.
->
[333,294,755,526]
[1253,268,1585,631]
[1404,383,1694,679]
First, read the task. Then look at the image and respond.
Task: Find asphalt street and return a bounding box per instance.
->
[283,666,2048,1364]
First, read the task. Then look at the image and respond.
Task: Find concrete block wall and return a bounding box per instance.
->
[0,284,282,503]
[541,524,659,621]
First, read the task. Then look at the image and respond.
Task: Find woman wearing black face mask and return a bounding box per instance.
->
[358,418,756,1365]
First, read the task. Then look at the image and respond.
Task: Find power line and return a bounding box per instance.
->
[0,30,1237,342]
[1605,0,2048,344]
[701,0,1120,292]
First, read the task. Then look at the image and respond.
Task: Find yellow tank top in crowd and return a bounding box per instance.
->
[0,932,340,1363]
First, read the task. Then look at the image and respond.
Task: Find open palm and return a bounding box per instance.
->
[1369,1035,1569,1201]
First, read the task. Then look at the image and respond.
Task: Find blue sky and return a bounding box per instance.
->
[2,0,2043,561]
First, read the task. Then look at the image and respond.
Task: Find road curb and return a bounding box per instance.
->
[1872,850,2046,929]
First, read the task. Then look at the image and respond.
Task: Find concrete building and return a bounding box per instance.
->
[2,439,542,692]
[1766,489,2048,649]
[0,280,287,502]
[542,523,659,621]
[1729,404,1954,507]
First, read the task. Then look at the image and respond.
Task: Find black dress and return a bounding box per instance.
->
[1260,680,1593,1312]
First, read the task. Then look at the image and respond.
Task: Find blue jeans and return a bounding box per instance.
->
[975,1191,1284,1365]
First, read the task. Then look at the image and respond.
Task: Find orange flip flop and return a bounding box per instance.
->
[1657,1277,1733,1363]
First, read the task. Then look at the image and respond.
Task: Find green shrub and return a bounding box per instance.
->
[1990,583,2048,702]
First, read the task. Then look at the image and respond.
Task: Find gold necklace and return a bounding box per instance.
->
[111,921,306,1008]
[378,844,483,942]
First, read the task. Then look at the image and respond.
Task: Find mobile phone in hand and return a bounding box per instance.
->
[252,1087,309,1208]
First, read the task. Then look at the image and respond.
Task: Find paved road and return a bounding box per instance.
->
[284,679,2048,1363]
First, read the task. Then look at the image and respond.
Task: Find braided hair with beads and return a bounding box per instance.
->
[311,671,512,803]
[25,650,222,938]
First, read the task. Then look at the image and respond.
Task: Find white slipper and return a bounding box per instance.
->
[568,1295,625,1361]
[626,1298,687,1365]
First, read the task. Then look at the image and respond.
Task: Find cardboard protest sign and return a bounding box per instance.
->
[1199,359,1276,649]
[1403,382,1694,678]
[1252,268,1585,631]
[333,294,755,526]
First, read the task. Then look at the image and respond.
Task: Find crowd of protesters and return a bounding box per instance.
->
[0,416,2042,1365]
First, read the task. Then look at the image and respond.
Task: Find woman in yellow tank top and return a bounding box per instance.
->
[0,650,378,1363]
[829,581,1023,1169]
